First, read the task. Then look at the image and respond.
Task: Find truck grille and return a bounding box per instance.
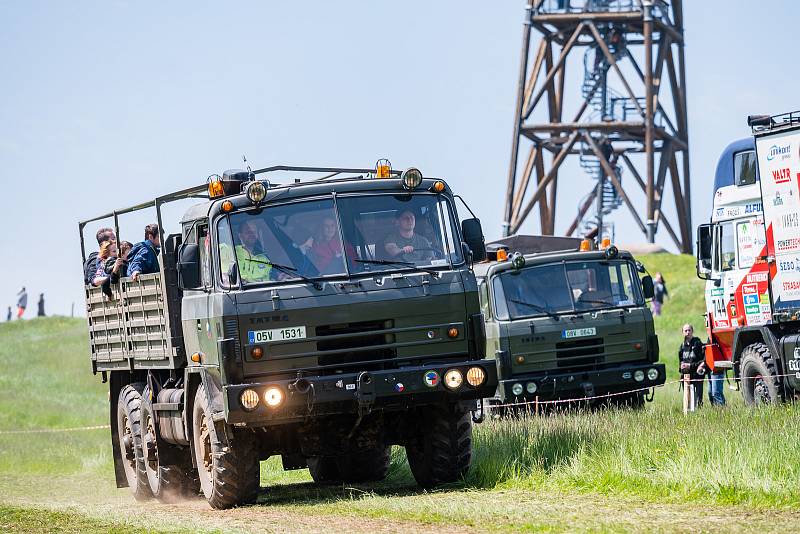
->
[555,337,605,369]
[315,319,397,372]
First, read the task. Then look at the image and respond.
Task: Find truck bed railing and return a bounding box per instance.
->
[748,110,800,134]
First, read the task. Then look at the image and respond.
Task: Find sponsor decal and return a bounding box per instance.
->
[710,288,724,296]
[778,258,800,273]
[746,272,768,283]
[715,207,725,217]
[776,237,800,253]
[773,190,785,206]
[423,371,440,387]
[742,283,760,315]
[745,202,763,214]
[781,212,800,229]
[772,168,791,183]
[767,144,791,161]
[783,280,800,291]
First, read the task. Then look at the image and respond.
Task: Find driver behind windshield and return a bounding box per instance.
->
[384,209,435,263]
[225,220,273,283]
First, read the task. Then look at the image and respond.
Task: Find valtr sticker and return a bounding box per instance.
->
[248,326,307,344]
[562,327,596,339]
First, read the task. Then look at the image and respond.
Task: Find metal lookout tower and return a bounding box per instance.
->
[503,0,691,252]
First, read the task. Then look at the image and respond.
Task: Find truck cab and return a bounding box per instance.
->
[474,236,664,407]
[80,163,497,508]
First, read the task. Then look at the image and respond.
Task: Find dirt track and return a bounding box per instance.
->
[4,475,800,533]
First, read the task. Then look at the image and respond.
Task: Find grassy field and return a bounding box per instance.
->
[1,254,799,532]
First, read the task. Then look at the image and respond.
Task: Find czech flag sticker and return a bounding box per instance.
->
[423,371,440,388]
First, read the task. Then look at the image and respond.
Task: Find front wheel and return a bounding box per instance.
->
[405,405,472,488]
[192,386,260,509]
[741,342,782,406]
[336,446,391,483]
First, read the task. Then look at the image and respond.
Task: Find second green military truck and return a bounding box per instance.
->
[80,162,497,509]
[474,236,665,408]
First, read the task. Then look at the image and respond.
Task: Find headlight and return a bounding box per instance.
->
[443,369,464,390]
[401,167,423,189]
[634,370,645,382]
[511,383,524,396]
[246,181,267,203]
[647,368,659,381]
[239,389,259,411]
[526,382,537,394]
[466,366,486,387]
[264,387,284,407]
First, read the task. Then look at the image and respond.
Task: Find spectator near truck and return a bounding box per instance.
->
[79,162,497,509]
[474,235,665,409]
[696,111,800,404]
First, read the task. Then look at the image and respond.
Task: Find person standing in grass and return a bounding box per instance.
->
[652,272,668,316]
[16,287,27,319]
[37,294,45,317]
[5,306,10,321]
[679,324,705,407]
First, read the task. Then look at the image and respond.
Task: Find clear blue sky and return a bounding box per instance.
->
[0,1,797,317]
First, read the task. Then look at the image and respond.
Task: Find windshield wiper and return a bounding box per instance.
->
[247,258,323,290]
[354,258,441,277]
[508,298,561,320]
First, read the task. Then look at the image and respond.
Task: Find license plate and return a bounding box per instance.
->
[562,327,596,339]
[248,326,307,344]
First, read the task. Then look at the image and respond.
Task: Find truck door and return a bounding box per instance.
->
[182,222,218,362]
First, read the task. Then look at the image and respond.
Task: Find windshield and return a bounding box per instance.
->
[336,194,463,274]
[217,193,462,287]
[493,259,643,320]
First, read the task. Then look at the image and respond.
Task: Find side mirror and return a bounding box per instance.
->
[461,218,487,262]
[696,224,713,280]
[641,275,654,299]
[177,243,202,289]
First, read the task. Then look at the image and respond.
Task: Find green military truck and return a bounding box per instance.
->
[473,236,665,409]
[79,163,497,509]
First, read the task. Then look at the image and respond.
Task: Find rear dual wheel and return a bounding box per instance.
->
[116,383,152,501]
[140,389,198,503]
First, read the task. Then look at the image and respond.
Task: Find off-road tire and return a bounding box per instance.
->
[192,386,260,509]
[116,383,152,501]
[140,391,197,503]
[405,405,472,488]
[307,456,342,485]
[336,446,391,483]
[741,342,783,406]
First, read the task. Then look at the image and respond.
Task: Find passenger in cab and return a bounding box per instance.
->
[309,217,351,274]
[83,227,116,285]
[127,224,161,281]
[384,210,435,263]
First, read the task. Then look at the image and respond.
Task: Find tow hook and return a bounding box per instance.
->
[471,398,485,424]
[356,371,375,417]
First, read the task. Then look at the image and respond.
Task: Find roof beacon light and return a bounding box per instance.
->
[208,175,225,198]
[600,238,611,250]
[432,180,446,193]
[496,248,509,261]
[246,181,267,204]
[580,239,592,252]
[401,167,423,189]
[376,158,392,178]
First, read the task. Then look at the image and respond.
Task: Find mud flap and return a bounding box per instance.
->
[281,453,308,471]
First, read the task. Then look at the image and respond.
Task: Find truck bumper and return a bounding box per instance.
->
[496,362,666,403]
[223,359,498,426]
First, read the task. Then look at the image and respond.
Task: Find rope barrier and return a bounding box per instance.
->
[0,425,110,436]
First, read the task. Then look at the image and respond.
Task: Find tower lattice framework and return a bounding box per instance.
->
[503,0,691,252]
